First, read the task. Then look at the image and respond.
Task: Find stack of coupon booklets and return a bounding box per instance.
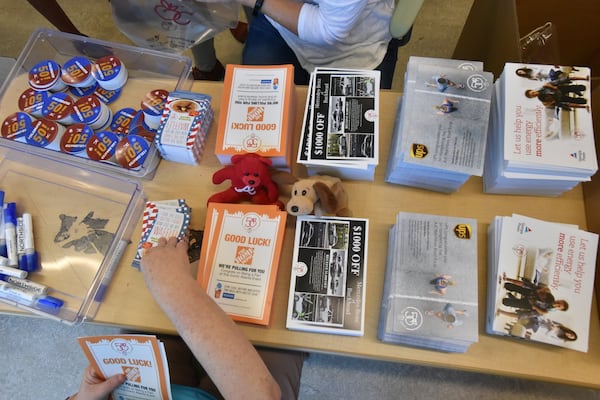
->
[297,68,380,181]
[385,57,494,192]
[378,212,479,352]
[483,63,597,196]
[132,199,191,269]
[215,64,296,171]
[486,214,598,352]
[154,91,213,165]
[286,215,369,336]
[196,202,287,326]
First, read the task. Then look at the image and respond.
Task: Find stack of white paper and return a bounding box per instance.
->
[385,56,494,193]
[378,212,479,353]
[297,68,380,181]
[483,63,597,196]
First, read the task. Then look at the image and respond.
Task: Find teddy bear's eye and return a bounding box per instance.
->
[244,172,250,176]
[254,173,259,177]
[302,190,308,196]
[293,189,298,195]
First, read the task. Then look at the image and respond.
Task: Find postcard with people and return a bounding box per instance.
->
[486,214,598,352]
[500,62,597,174]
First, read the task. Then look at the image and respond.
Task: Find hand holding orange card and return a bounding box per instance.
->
[77,334,172,400]
[197,203,287,326]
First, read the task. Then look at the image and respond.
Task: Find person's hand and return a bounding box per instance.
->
[69,365,126,400]
[140,236,192,292]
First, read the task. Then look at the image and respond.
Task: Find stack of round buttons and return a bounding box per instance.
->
[27,118,66,151]
[41,91,75,125]
[86,130,121,165]
[92,55,128,91]
[71,95,112,131]
[141,89,169,130]
[61,56,97,88]
[60,123,94,156]
[1,112,35,142]
[18,88,48,118]
[28,59,67,92]
[116,134,151,170]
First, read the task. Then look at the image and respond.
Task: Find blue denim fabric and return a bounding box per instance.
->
[242,13,402,89]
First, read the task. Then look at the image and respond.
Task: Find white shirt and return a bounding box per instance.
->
[268,0,394,72]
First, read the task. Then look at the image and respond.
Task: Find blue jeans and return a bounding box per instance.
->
[242,13,402,89]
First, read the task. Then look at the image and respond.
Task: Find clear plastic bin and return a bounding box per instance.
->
[0,144,145,324]
[0,28,194,179]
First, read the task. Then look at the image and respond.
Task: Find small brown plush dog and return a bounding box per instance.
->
[286,175,351,217]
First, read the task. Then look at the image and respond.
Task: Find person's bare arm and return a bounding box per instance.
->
[141,237,281,400]
[238,0,303,34]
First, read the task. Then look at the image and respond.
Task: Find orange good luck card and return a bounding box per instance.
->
[215,64,295,169]
[197,202,287,325]
[78,334,172,400]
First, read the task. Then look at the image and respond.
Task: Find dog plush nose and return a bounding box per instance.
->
[291,205,299,213]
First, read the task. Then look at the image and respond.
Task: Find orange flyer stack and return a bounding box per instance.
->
[215,64,295,170]
[197,202,287,325]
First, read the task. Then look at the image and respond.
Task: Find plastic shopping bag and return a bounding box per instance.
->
[110,0,240,53]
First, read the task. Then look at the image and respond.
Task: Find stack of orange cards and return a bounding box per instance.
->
[215,64,295,171]
[197,202,287,325]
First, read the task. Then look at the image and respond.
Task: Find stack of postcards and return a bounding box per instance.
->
[215,64,296,171]
[154,91,213,165]
[132,199,191,269]
[483,63,597,196]
[286,215,369,336]
[385,56,494,193]
[297,68,380,181]
[378,212,479,353]
[486,214,598,352]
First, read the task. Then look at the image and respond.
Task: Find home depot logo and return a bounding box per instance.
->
[235,245,254,265]
[247,106,264,122]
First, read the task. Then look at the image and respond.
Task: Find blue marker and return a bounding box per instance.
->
[4,203,17,266]
[0,191,6,258]
[0,281,64,310]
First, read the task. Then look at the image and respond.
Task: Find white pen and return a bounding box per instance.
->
[18,213,38,272]
[0,263,28,279]
[4,203,18,267]
[0,281,64,310]
[0,273,47,295]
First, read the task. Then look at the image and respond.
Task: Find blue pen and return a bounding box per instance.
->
[0,191,6,258]
[3,203,17,266]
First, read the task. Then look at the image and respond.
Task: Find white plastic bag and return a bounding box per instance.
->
[110,0,240,53]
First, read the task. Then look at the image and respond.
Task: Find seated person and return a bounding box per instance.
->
[67,236,306,400]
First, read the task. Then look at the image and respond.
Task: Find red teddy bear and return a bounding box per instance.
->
[207,153,283,209]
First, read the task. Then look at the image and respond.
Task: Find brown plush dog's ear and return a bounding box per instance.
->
[313,182,337,213]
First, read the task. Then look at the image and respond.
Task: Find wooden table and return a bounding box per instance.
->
[2,81,599,389]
